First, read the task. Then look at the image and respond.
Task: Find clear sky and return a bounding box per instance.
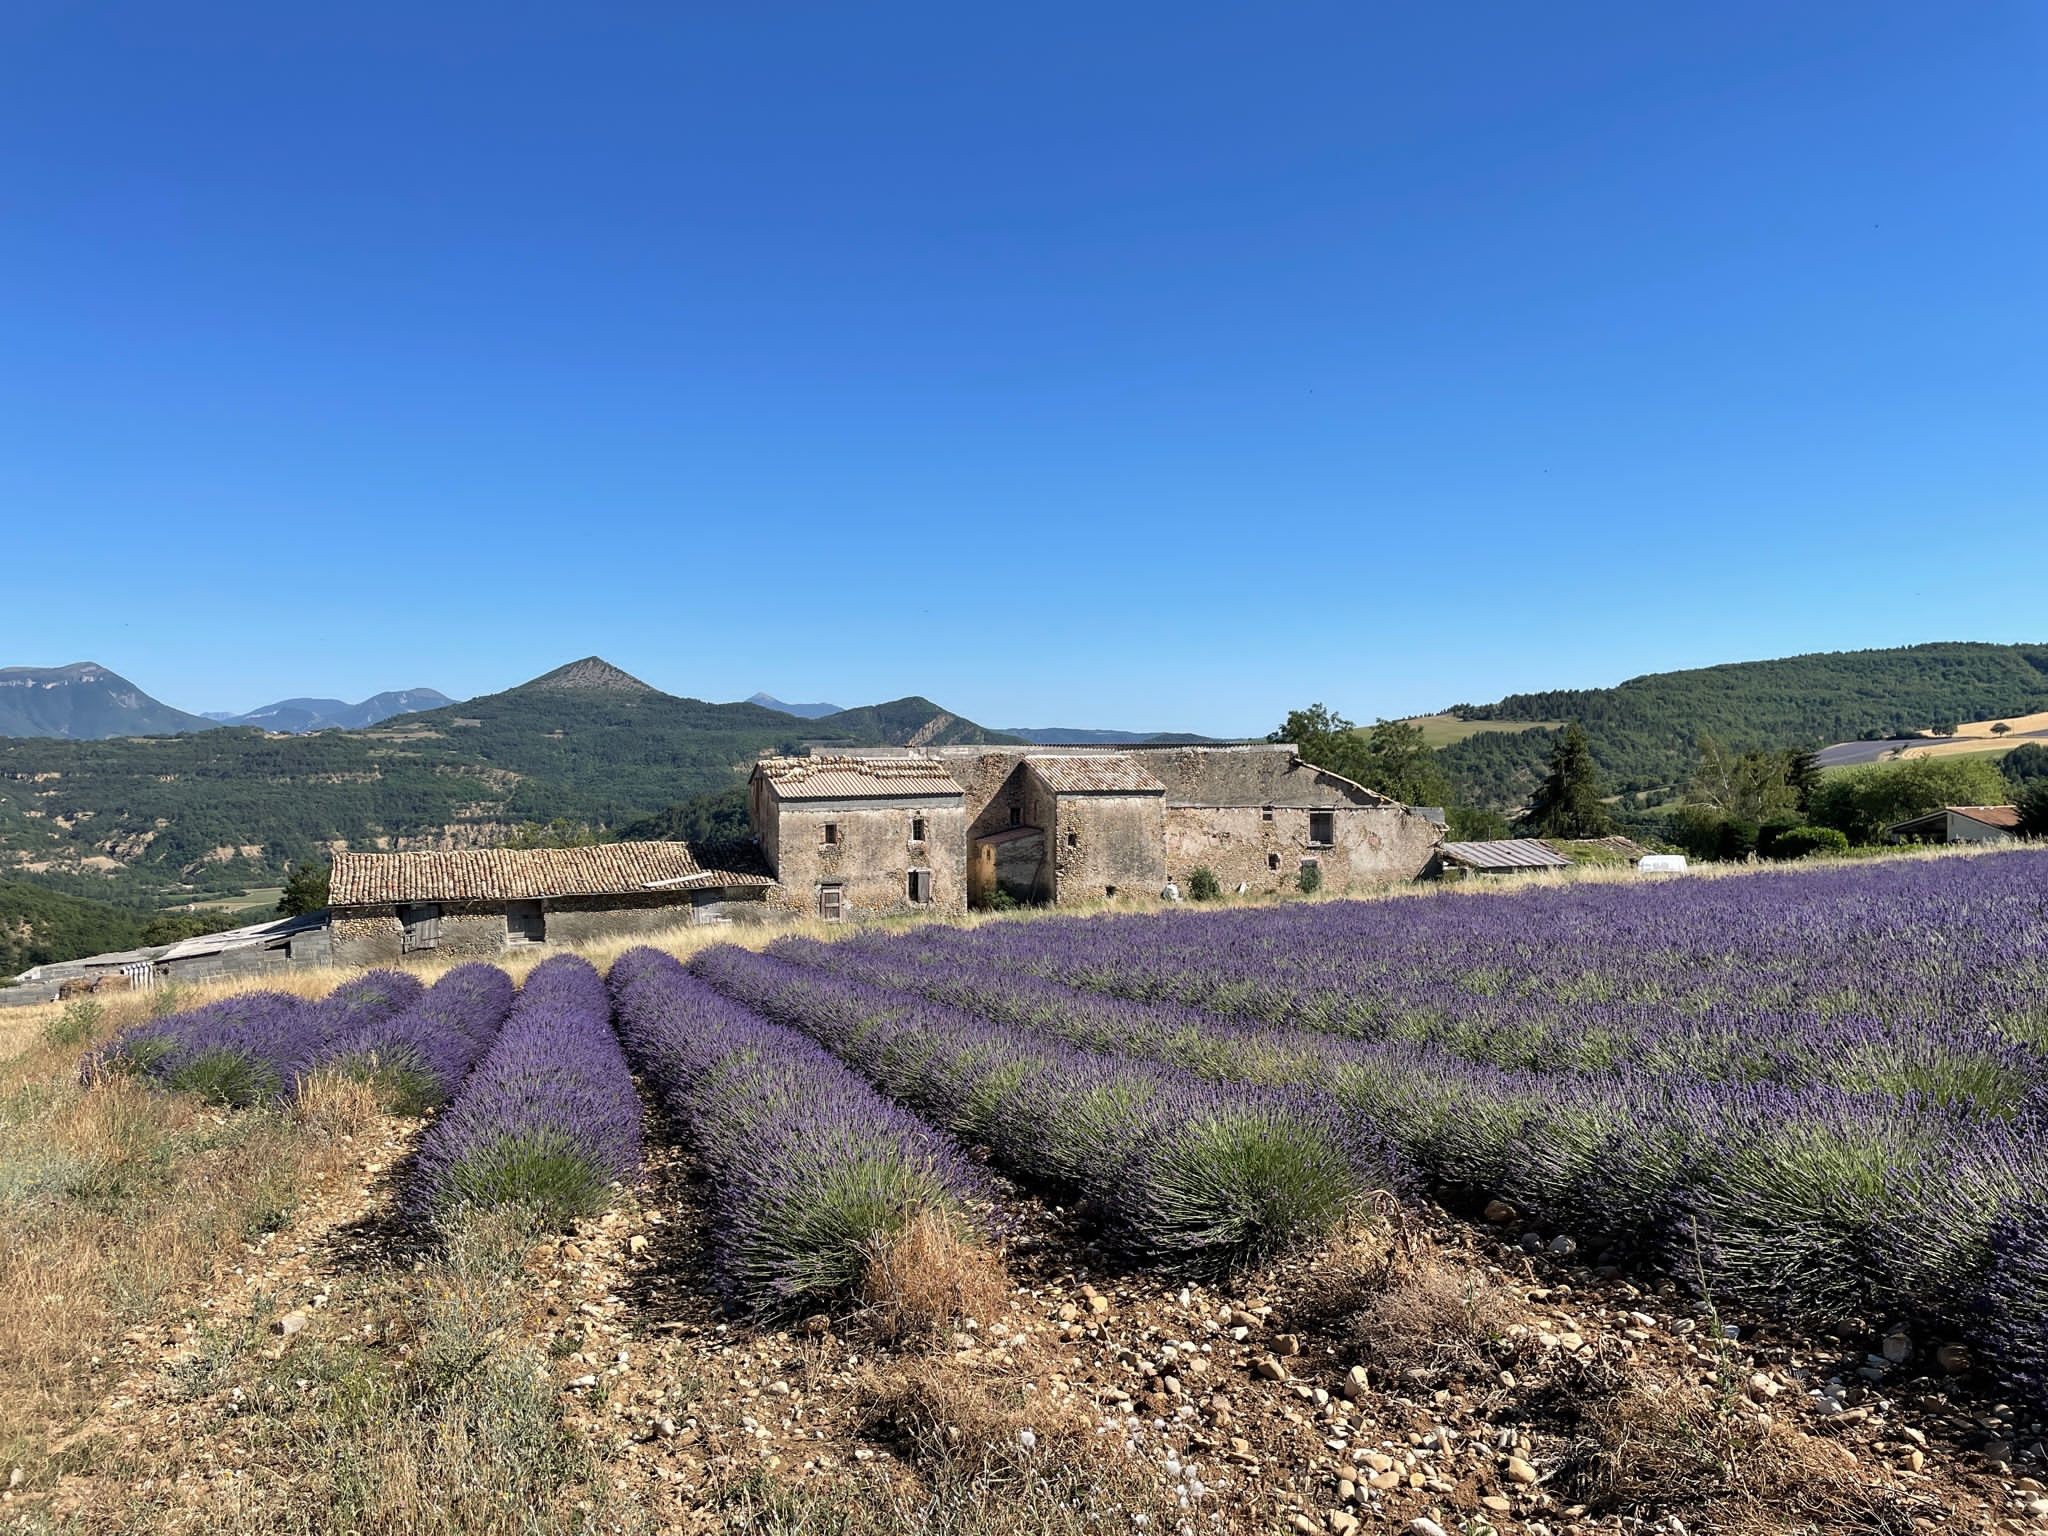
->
[2,4,2042,735]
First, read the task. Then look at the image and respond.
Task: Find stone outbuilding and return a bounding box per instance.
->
[327,841,774,965]
[749,755,969,920]
[753,742,1444,911]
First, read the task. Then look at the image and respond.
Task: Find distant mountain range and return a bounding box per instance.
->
[1003,726,1228,745]
[0,664,219,739]
[203,688,456,733]
[747,692,844,719]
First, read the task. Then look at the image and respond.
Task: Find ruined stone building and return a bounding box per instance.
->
[748,743,1443,920]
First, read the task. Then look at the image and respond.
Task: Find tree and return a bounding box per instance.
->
[1268,704,1372,785]
[1686,735,1796,823]
[2004,743,2048,788]
[1356,718,1454,808]
[1785,747,1823,814]
[1516,724,1615,839]
[277,857,331,917]
[1991,722,2012,737]
[2018,782,2048,839]
[1446,805,1510,841]
[1807,756,2013,844]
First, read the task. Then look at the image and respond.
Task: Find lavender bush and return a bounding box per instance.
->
[321,963,515,1113]
[766,851,2048,1409]
[690,946,1397,1273]
[409,954,640,1228]
[609,947,985,1314]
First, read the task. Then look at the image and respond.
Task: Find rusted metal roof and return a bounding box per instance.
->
[753,755,963,800]
[1439,838,1575,871]
[330,841,774,906]
[1949,805,2022,829]
[153,912,326,963]
[1025,754,1165,794]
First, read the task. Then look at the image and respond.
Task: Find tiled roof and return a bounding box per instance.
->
[1439,838,1575,871]
[753,755,963,800]
[1025,754,1166,794]
[330,841,774,906]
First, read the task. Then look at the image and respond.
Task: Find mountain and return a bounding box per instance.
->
[0,658,1014,906]
[1004,726,1226,745]
[1436,641,2048,808]
[747,692,844,719]
[0,663,220,740]
[803,698,1025,748]
[205,688,456,733]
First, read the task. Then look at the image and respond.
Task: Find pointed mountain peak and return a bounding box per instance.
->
[520,657,656,693]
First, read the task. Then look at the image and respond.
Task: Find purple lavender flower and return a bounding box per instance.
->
[409,954,640,1229]
[322,963,515,1112]
[609,946,986,1314]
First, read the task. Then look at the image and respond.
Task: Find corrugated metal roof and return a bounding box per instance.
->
[330,841,774,906]
[154,912,325,963]
[753,755,964,800]
[1439,838,1575,871]
[1025,754,1166,794]
[1950,805,2022,829]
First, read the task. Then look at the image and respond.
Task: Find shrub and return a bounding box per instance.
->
[1297,862,1323,895]
[1767,825,1850,860]
[42,999,103,1050]
[1186,867,1221,902]
[2018,782,2048,840]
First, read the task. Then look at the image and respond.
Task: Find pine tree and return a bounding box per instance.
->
[277,858,331,917]
[1517,723,1615,838]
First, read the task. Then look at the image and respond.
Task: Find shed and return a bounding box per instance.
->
[1885,805,2021,845]
[1438,838,1576,875]
[327,840,775,964]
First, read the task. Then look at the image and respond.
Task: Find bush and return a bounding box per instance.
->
[1767,825,1850,860]
[1755,814,1804,859]
[42,1000,103,1049]
[1667,805,1758,861]
[1297,862,1323,895]
[1187,867,1221,902]
[2018,782,2048,839]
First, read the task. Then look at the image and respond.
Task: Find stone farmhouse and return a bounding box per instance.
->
[749,743,1444,920]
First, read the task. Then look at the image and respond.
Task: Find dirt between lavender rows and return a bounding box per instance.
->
[18,1108,2048,1536]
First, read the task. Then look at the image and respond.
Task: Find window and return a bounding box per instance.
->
[910,817,926,843]
[907,869,932,905]
[1009,804,1022,827]
[1066,831,1078,848]
[398,903,441,953]
[1268,852,1282,872]
[822,822,839,846]
[819,884,844,922]
[505,900,545,945]
[1309,811,1335,846]
[1261,805,1274,822]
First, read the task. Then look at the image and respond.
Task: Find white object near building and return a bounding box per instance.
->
[1637,853,1689,874]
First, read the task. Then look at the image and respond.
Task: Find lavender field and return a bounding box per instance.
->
[714,851,2048,1410]
[92,849,2048,1422]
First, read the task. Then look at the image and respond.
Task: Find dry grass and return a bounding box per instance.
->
[857,1210,1010,1347]
[1558,1378,1919,1535]
[1343,1238,1524,1385]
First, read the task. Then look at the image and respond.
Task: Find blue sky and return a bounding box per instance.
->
[2,4,2042,735]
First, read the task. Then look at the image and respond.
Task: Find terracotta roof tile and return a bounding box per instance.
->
[329,841,774,906]
[753,755,964,800]
[1025,754,1166,794]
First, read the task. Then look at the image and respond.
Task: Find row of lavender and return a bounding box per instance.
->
[94,964,518,1111]
[764,852,2048,1408]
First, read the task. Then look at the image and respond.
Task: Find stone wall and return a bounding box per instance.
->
[1051,794,1167,903]
[1164,803,1441,894]
[330,888,772,966]
[763,803,969,919]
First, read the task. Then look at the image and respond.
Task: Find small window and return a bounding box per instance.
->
[822,822,839,846]
[907,869,931,905]
[819,884,843,922]
[1066,831,1078,848]
[1009,804,1022,827]
[911,817,927,843]
[1261,805,1274,822]
[398,903,441,953]
[1309,811,1335,846]
[505,900,545,945]
[1268,852,1281,871]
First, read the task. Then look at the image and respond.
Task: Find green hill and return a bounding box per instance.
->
[1436,642,2048,809]
[0,658,1007,906]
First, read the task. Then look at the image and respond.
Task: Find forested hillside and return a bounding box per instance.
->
[1438,642,2048,807]
[0,660,1004,905]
